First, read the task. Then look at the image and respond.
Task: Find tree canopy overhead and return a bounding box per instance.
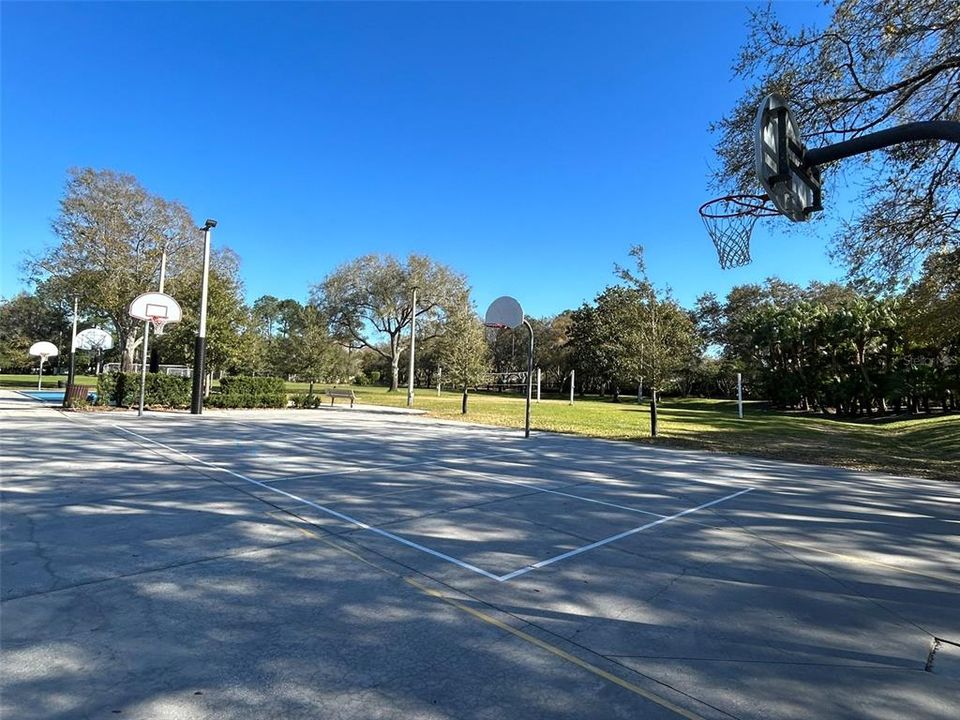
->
[712,0,959,282]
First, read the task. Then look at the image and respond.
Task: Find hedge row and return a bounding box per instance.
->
[213,375,287,408]
[206,393,287,409]
[97,372,192,408]
[96,373,288,410]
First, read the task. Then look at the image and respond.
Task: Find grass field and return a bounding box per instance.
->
[0,373,100,389]
[344,386,959,482]
[3,374,955,481]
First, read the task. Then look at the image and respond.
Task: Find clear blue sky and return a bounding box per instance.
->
[2,1,839,317]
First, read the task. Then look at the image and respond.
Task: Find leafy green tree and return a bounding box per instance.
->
[312,254,470,392]
[293,304,353,391]
[711,0,960,282]
[251,295,281,338]
[568,303,613,396]
[161,249,249,376]
[707,275,958,416]
[0,292,70,372]
[437,307,490,413]
[25,168,201,370]
[615,247,699,433]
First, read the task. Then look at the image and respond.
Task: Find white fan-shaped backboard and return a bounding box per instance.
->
[29,341,58,358]
[129,292,182,322]
[484,296,524,329]
[75,327,114,351]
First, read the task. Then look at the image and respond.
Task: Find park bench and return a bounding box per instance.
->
[325,388,356,407]
[64,383,91,407]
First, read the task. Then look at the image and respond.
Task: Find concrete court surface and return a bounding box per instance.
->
[2,390,959,720]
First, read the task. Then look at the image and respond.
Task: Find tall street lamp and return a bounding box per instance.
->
[190,218,217,414]
[63,297,79,407]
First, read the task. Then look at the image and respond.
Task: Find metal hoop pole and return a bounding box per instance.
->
[523,319,534,439]
[138,320,150,418]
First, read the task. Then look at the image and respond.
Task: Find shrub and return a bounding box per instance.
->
[206,392,287,409]
[290,393,322,409]
[97,371,191,408]
[96,372,119,406]
[209,375,287,409]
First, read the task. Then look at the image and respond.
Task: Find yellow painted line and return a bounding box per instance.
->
[272,512,708,720]
[405,576,708,720]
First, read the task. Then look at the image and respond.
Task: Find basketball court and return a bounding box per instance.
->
[3,393,958,719]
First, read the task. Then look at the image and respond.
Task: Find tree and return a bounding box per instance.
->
[437,306,491,413]
[291,304,353,390]
[712,0,960,283]
[160,249,249,376]
[251,295,281,338]
[312,254,470,392]
[705,275,958,416]
[25,168,200,370]
[615,246,699,434]
[0,292,70,372]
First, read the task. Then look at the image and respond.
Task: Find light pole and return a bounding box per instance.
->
[406,285,418,407]
[63,297,79,407]
[150,244,168,373]
[190,219,217,415]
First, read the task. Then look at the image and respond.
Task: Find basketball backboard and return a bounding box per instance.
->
[484,296,524,329]
[75,327,114,351]
[129,292,182,335]
[29,341,58,359]
[755,93,822,221]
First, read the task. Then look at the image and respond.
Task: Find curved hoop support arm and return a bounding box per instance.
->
[803,121,960,168]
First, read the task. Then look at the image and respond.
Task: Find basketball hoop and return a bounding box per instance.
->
[149,316,169,336]
[128,291,183,418]
[699,194,780,269]
[483,322,507,341]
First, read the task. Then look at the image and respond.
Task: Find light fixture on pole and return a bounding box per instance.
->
[191,219,217,415]
[406,285,418,408]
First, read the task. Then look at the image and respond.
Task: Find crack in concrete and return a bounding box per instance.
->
[0,537,308,603]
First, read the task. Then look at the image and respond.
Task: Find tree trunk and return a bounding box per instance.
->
[461,384,468,414]
[389,355,400,391]
[122,333,139,372]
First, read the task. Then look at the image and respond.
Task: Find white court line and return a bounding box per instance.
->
[223,420,527,480]
[497,488,755,582]
[113,424,755,584]
[440,463,670,519]
[113,425,503,581]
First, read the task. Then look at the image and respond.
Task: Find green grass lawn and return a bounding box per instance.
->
[2,374,954,480]
[0,373,100,389]
[344,386,959,481]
